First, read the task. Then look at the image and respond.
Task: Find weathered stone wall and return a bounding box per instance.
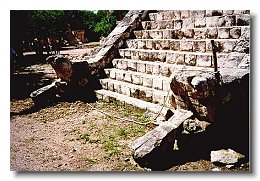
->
[170,69,249,123]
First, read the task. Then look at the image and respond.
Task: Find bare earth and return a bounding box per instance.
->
[10,49,249,172]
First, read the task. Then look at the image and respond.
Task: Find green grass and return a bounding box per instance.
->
[80,132,90,143]
[115,128,128,138]
[84,157,96,164]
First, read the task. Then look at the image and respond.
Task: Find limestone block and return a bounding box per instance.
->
[124,72,132,82]
[132,74,143,85]
[206,27,218,39]
[194,29,207,39]
[137,40,146,49]
[150,21,157,29]
[206,16,220,27]
[143,89,153,102]
[211,149,245,165]
[183,29,195,39]
[195,17,206,28]
[152,91,164,104]
[100,79,108,89]
[137,62,146,73]
[118,49,125,57]
[121,85,131,96]
[196,55,212,67]
[218,28,230,39]
[190,10,206,18]
[158,52,167,62]
[181,10,190,19]
[160,64,170,76]
[161,40,170,50]
[131,50,139,59]
[230,27,241,39]
[166,52,176,64]
[163,29,173,39]
[218,16,236,27]
[124,49,131,58]
[153,78,163,90]
[169,40,180,51]
[236,14,250,26]
[149,13,156,21]
[107,81,114,91]
[185,54,197,66]
[141,21,151,30]
[146,40,154,49]
[175,53,185,65]
[234,10,249,14]
[238,54,250,69]
[112,59,118,67]
[174,20,183,29]
[222,10,234,15]
[162,79,171,91]
[145,63,153,74]
[182,18,195,29]
[127,61,137,71]
[173,30,184,39]
[217,53,244,68]
[166,10,181,19]
[139,51,147,61]
[121,60,128,70]
[193,41,206,52]
[110,69,116,79]
[116,59,123,69]
[115,71,125,81]
[113,83,121,93]
[142,31,150,39]
[180,41,193,51]
[149,30,163,39]
[221,40,237,53]
[143,76,153,88]
[157,13,164,21]
[152,64,161,75]
[130,87,139,98]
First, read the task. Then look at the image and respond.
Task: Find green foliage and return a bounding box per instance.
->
[115,128,128,138]
[10,10,123,44]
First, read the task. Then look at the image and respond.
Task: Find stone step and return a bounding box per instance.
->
[99,78,173,107]
[148,10,249,23]
[134,26,249,40]
[143,15,249,30]
[126,38,243,53]
[112,58,214,77]
[95,89,171,116]
[103,68,171,91]
[118,48,247,69]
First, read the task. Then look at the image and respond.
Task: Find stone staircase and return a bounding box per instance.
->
[95,10,250,116]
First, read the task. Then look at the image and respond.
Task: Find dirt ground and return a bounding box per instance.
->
[10,48,250,172]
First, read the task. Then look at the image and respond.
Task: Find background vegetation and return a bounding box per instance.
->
[10,10,128,54]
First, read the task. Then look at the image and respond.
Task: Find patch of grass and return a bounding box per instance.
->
[115,128,128,138]
[84,157,95,164]
[103,135,121,160]
[138,116,151,124]
[130,124,146,137]
[80,132,90,143]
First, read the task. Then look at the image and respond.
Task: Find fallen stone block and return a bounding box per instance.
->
[129,109,193,163]
[210,149,245,165]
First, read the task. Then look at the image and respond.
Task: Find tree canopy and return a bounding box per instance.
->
[10,10,128,47]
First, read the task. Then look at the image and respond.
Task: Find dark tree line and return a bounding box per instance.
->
[10,10,128,55]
